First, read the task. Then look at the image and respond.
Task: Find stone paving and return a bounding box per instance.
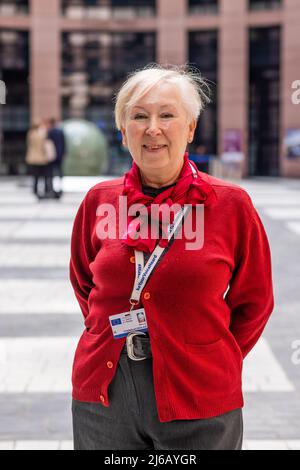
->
[0,175,300,450]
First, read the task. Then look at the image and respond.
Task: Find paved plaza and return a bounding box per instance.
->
[0,175,300,450]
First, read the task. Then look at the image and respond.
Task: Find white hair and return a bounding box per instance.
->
[114,63,211,130]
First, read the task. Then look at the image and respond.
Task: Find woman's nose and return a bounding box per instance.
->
[145,118,162,136]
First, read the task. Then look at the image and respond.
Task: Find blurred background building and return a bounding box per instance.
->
[0,0,300,177]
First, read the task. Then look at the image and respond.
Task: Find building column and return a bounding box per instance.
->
[281,0,300,177]
[30,0,61,123]
[157,0,186,65]
[219,0,248,176]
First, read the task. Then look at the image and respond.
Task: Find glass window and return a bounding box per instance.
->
[249,27,280,176]
[61,0,156,19]
[249,0,282,11]
[0,0,29,15]
[189,30,218,169]
[0,30,30,173]
[62,31,156,174]
[188,0,218,14]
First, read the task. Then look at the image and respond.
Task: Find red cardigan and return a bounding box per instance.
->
[70,170,274,422]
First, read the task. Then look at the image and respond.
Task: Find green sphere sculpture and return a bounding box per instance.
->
[61,119,108,176]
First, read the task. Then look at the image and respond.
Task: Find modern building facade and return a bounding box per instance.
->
[0,0,300,177]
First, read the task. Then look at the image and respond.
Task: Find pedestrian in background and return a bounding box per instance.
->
[70,64,274,450]
[46,117,66,199]
[25,122,53,200]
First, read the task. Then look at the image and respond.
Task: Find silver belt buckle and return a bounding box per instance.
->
[126,332,147,361]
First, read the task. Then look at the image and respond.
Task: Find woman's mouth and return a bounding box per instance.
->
[143,145,167,153]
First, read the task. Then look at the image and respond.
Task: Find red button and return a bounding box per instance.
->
[144,292,151,300]
[107,361,114,369]
[130,256,135,264]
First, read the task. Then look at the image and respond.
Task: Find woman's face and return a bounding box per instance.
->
[121,82,196,181]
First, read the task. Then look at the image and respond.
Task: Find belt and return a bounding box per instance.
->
[121,332,152,361]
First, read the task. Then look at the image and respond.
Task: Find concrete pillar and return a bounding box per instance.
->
[30,0,61,123]
[219,0,248,176]
[281,0,300,177]
[157,0,186,65]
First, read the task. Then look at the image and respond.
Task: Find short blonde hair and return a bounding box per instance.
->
[114,63,211,130]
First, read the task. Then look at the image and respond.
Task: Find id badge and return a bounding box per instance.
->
[109,308,148,339]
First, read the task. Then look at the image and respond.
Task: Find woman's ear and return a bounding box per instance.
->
[121,126,127,147]
[188,119,197,143]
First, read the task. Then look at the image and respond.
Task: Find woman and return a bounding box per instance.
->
[25,122,54,200]
[70,65,274,450]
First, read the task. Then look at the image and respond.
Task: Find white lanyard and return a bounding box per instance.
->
[130,204,190,307]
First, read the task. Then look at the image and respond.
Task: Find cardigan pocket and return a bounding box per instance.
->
[184,338,233,400]
[72,326,111,391]
[185,338,224,354]
[83,329,102,340]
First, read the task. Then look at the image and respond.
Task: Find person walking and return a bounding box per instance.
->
[25,122,52,200]
[70,65,274,450]
[46,117,66,198]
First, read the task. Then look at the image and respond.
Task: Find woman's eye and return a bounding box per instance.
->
[133,113,174,118]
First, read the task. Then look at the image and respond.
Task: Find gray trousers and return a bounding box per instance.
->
[72,351,243,450]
